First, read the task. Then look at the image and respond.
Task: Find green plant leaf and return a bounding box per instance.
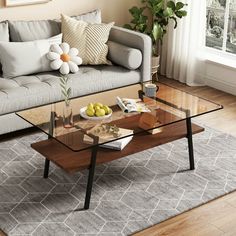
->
[60,77,66,84]
[152,22,163,42]
[123,24,133,30]
[176,10,187,18]
[176,2,185,10]
[164,7,174,17]
[67,87,71,97]
[129,6,143,17]
[124,0,187,42]
[131,19,138,24]
[167,1,176,10]
[62,91,68,98]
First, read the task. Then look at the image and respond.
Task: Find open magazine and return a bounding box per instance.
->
[116,97,151,113]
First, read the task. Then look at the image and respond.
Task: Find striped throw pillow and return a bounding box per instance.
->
[61,14,114,65]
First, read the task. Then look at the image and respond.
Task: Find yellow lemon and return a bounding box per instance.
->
[95,109,106,117]
[86,108,95,117]
[103,105,110,115]
[107,108,112,114]
[94,102,103,108]
[94,105,101,111]
[87,103,94,110]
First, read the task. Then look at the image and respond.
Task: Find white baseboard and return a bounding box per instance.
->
[205,75,236,96]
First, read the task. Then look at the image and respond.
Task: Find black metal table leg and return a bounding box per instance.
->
[186,117,195,170]
[43,111,55,179]
[44,159,50,178]
[84,145,98,210]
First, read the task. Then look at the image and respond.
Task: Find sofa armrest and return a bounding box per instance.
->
[109,26,152,82]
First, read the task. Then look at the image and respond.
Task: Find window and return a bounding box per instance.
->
[206,0,236,55]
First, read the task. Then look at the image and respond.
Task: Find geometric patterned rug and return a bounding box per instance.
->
[0,123,236,236]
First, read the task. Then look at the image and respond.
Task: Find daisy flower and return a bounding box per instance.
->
[47,43,82,75]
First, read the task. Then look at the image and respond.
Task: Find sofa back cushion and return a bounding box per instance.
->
[73,9,101,23]
[9,20,60,42]
[0,34,62,78]
[0,21,10,74]
[9,9,101,42]
[0,21,9,41]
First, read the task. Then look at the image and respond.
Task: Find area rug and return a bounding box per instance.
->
[0,229,7,236]
[0,123,236,236]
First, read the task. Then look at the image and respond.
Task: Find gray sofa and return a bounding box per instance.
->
[0,11,152,135]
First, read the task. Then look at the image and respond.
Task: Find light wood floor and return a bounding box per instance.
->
[134,77,236,236]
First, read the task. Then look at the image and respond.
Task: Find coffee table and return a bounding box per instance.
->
[16,82,222,210]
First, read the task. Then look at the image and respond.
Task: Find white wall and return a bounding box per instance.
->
[204,62,236,96]
[0,0,140,26]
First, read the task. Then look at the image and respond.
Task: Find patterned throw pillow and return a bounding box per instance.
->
[61,14,114,65]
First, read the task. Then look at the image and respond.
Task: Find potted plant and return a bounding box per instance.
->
[124,0,187,78]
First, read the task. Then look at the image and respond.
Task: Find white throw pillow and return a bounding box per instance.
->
[0,34,62,78]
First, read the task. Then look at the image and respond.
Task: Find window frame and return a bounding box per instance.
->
[206,0,236,57]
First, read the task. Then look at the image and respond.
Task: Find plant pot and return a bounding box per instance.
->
[63,102,73,128]
[151,56,160,75]
[151,56,160,82]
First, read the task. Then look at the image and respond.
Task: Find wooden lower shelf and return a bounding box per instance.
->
[31,120,204,174]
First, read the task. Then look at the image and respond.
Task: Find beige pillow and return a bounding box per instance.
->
[61,14,114,65]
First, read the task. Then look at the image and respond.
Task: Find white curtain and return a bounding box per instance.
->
[160,0,206,86]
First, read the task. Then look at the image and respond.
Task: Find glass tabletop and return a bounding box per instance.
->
[16,82,223,152]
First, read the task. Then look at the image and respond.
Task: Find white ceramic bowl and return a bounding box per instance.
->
[80,106,112,120]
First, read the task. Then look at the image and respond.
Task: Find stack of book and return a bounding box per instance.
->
[83,126,133,150]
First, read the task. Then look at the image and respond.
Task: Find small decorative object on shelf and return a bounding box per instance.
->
[60,76,73,128]
[84,124,134,150]
[87,124,120,138]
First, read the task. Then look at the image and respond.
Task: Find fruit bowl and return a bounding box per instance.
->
[80,106,113,120]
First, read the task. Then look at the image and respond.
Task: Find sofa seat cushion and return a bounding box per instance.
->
[0,65,141,115]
